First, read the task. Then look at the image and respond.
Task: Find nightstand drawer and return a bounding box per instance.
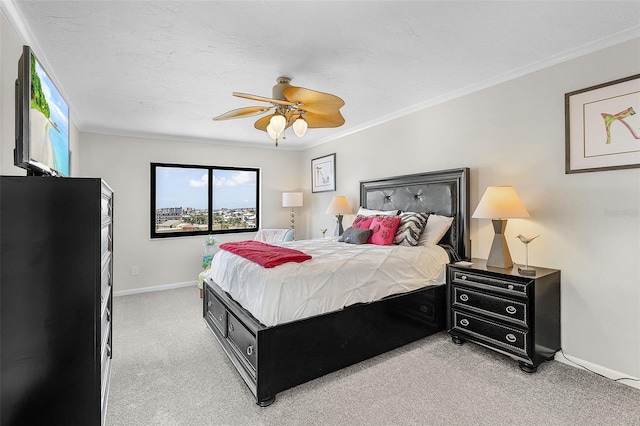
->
[452,286,527,326]
[452,270,529,295]
[451,311,528,357]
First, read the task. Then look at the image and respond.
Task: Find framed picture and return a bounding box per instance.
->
[311,153,336,193]
[565,74,640,174]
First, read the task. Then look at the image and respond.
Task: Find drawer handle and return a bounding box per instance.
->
[246,345,254,356]
[229,324,234,332]
[107,308,111,321]
[460,275,468,280]
[460,319,469,327]
[506,306,517,315]
[107,344,112,357]
[459,294,469,302]
[208,301,212,307]
[506,333,517,343]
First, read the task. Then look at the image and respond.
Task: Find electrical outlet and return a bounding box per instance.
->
[131,266,139,276]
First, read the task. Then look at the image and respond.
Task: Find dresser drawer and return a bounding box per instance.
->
[227,313,257,376]
[101,258,111,304]
[101,225,112,258]
[101,352,112,414]
[452,270,529,296]
[206,291,227,337]
[451,311,528,357]
[452,286,527,327]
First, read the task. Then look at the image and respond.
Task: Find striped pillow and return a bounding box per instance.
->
[393,212,430,246]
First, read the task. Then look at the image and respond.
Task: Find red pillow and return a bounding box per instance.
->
[368,216,402,245]
[351,215,374,229]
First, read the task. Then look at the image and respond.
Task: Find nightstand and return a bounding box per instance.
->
[446,259,560,373]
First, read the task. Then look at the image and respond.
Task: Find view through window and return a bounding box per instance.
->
[150,163,259,238]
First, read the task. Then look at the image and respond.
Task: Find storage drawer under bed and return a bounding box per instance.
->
[205,289,227,337]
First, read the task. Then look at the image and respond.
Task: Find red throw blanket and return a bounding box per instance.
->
[220,241,312,268]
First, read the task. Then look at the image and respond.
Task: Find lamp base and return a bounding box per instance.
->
[333,214,344,236]
[486,219,513,269]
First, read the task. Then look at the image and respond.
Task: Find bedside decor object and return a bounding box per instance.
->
[282,192,303,231]
[325,195,352,236]
[447,259,560,373]
[319,228,328,238]
[203,234,218,256]
[472,186,529,269]
[565,73,640,173]
[311,153,336,193]
[516,234,539,276]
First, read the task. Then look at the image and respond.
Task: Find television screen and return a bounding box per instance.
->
[15,45,70,177]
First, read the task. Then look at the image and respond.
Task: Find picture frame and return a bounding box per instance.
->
[565,74,640,174]
[311,153,336,193]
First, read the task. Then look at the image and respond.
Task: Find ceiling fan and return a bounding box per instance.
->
[212,77,345,147]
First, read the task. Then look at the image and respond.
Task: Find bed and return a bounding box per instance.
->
[202,168,470,406]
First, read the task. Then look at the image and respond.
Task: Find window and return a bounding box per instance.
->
[150,163,259,238]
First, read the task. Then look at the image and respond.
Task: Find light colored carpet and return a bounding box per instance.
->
[106,286,640,425]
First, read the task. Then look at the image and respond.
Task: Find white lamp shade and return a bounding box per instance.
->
[282,192,303,208]
[269,114,287,134]
[325,196,352,215]
[292,117,308,137]
[472,186,530,219]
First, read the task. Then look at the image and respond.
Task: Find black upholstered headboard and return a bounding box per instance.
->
[360,168,470,260]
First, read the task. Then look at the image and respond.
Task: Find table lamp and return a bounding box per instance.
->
[472,186,529,268]
[325,196,352,236]
[282,192,303,231]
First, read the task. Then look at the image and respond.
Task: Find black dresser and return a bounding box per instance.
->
[0,176,113,425]
[447,259,560,372]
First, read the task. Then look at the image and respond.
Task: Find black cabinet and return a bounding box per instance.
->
[447,259,560,372]
[0,176,113,425]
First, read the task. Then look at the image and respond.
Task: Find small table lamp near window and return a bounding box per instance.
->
[282,192,303,231]
[325,196,352,236]
[472,186,529,269]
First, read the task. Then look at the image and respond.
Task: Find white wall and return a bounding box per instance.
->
[300,38,640,384]
[79,133,302,293]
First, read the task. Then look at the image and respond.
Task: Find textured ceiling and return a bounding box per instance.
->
[4,1,640,150]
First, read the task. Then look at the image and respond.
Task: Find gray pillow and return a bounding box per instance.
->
[339,227,372,244]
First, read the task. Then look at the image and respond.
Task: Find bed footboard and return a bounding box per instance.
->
[203,279,446,406]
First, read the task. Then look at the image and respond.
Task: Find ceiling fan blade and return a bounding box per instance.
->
[212,106,273,121]
[302,111,345,128]
[254,111,295,132]
[233,92,296,106]
[283,86,345,115]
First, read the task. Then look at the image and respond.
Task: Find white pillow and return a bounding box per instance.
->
[418,214,454,246]
[356,207,399,216]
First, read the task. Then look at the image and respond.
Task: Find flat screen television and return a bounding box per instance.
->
[14,45,70,177]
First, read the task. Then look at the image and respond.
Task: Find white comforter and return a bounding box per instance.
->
[203,237,450,327]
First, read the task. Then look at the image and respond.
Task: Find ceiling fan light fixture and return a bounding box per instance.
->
[292,116,308,137]
[269,114,287,134]
[266,123,278,140]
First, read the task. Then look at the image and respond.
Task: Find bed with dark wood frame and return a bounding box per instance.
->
[203,167,470,406]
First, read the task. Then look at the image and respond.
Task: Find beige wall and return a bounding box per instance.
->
[300,38,640,383]
[79,133,301,294]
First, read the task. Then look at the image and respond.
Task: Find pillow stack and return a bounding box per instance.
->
[339,207,454,247]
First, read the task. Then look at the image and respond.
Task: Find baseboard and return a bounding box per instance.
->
[114,281,197,297]
[555,351,640,390]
